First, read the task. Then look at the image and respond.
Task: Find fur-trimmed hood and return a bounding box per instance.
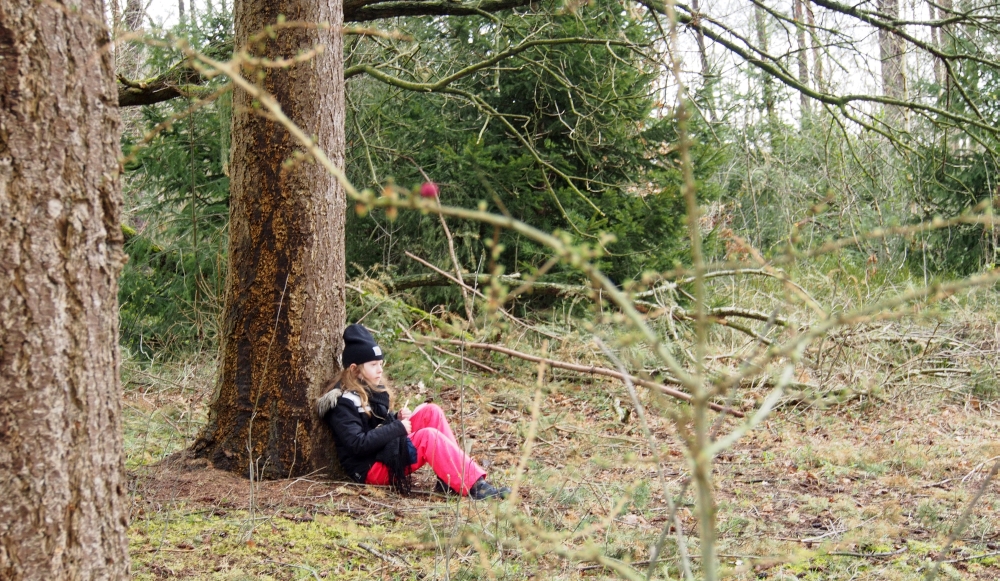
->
[316,386,374,416]
[316,387,343,417]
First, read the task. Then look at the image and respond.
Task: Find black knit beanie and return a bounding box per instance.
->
[342,324,384,368]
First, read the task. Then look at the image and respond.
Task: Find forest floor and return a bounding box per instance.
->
[123,301,1000,580]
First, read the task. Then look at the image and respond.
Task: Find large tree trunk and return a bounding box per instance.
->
[192,0,346,479]
[0,0,130,578]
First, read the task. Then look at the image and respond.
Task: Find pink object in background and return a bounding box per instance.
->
[420,182,439,198]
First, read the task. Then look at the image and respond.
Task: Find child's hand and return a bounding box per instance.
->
[401,419,412,434]
[398,397,412,420]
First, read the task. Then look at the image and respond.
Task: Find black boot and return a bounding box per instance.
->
[469,477,511,500]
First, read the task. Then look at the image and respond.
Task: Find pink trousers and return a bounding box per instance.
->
[366,403,486,496]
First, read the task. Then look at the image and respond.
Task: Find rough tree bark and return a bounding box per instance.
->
[191,0,347,479]
[0,0,130,578]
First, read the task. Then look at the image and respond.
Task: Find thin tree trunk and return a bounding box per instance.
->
[691,0,715,121]
[932,0,953,88]
[0,0,130,578]
[124,0,143,30]
[929,1,942,85]
[793,0,811,122]
[878,0,906,123]
[110,0,122,31]
[192,0,346,479]
[179,0,187,24]
[806,1,824,92]
[754,5,776,131]
[117,0,146,85]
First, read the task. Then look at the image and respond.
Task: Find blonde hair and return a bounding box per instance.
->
[335,364,393,418]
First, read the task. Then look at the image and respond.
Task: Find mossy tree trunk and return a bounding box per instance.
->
[0,0,130,577]
[191,0,346,479]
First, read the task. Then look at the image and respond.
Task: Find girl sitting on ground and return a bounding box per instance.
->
[317,323,509,500]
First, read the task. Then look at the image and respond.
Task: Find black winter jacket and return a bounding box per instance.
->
[317,383,408,483]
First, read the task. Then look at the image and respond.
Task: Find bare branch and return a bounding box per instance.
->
[344,0,534,22]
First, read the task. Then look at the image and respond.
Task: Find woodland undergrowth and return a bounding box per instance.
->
[124,267,1000,580]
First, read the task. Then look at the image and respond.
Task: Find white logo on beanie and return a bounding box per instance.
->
[373,346,382,356]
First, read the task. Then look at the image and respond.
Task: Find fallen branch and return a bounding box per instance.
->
[397,324,458,382]
[429,345,497,374]
[118,38,230,107]
[424,338,744,417]
[388,271,805,327]
[357,542,409,568]
[578,559,651,572]
[962,455,1000,483]
[828,547,906,558]
[943,550,1000,564]
[385,271,588,297]
[674,306,791,327]
[638,267,817,304]
[645,306,788,344]
[399,339,499,375]
[262,560,322,580]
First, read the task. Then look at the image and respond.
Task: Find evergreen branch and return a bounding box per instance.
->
[344,37,635,86]
[385,272,586,296]
[349,44,615,232]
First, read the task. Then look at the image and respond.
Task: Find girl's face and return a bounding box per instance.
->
[357,359,384,386]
